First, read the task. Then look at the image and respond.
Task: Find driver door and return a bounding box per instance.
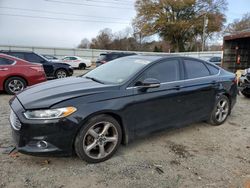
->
[129,58,187,136]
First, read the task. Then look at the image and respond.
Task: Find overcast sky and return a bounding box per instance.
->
[0,0,249,48]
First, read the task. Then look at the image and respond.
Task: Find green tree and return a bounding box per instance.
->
[133,0,227,52]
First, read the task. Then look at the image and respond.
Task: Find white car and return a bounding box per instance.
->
[62,56,92,69]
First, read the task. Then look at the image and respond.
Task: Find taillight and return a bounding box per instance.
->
[30,66,44,72]
[233,76,238,84]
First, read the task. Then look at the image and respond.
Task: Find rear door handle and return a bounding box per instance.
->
[0,68,8,71]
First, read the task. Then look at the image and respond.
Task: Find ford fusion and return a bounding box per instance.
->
[9,55,237,163]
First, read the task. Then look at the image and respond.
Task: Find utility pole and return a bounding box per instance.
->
[202,15,208,51]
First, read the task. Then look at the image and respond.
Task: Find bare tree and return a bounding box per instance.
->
[78,38,90,48]
[225,13,250,34]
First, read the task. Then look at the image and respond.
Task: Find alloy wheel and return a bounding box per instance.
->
[8,79,25,93]
[56,70,67,78]
[83,121,118,160]
[215,98,229,123]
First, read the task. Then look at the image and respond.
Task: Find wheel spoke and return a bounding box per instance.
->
[9,83,15,87]
[86,140,97,152]
[105,136,117,143]
[215,109,220,116]
[101,123,110,135]
[88,128,99,138]
[221,101,227,108]
[218,112,223,121]
[98,144,106,157]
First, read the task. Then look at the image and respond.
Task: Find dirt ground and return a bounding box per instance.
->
[0,69,250,188]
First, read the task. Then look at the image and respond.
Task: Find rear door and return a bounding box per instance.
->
[63,57,80,68]
[69,57,80,68]
[180,58,218,122]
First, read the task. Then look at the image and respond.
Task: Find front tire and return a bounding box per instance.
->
[208,95,230,126]
[241,88,250,98]
[55,69,67,79]
[75,115,122,163]
[4,77,27,95]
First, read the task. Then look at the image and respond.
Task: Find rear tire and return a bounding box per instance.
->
[75,115,122,163]
[241,89,250,98]
[208,95,230,126]
[4,77,27,95]
[79,63,86,70]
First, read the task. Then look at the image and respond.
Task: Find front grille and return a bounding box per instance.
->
[10,109,22,131]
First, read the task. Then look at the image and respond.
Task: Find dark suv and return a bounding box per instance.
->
[96,52,136,67]
[1,51,73,79]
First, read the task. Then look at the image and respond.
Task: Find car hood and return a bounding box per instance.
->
[16,77,117,109]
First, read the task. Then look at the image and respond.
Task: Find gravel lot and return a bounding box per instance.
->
[0,69,250,188]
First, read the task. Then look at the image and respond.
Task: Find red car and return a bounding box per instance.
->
[0,53,47,94]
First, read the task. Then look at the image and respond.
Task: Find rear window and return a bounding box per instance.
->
[69,57,77,60]
[0,57,14,65]
[6,52,25,60]
[184,59,210,79]
[98,54,107,61]
[206,63,219,75]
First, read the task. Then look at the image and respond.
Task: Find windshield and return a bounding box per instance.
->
[84,56,151,84]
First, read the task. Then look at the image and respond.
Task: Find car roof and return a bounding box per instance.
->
[121,54,180,62]
[100,52,137,55]
[124,55,221,66]
[0,50,33,53]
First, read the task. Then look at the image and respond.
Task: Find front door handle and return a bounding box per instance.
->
[0,68,8,71]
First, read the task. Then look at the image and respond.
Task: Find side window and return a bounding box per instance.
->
[138,60,180,83]
[8,53,25,60]
[0,57,14,65]
[25,53,44,63]
[206,63,219,75]
[70,57,77,60]
[184,59,210,79]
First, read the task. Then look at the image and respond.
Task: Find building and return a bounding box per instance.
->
[222,30,250,72]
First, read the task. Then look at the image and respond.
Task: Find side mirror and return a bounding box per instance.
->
[137,78,160,90]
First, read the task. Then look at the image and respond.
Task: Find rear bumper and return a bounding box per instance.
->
[29,76,47,86]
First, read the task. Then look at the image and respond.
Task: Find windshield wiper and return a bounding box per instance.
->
[85,76,104,84]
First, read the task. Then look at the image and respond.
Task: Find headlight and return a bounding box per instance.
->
[23,107,77,120]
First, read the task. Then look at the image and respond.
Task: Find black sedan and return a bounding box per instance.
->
[9,55,237,163]
[1,51,73,79]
